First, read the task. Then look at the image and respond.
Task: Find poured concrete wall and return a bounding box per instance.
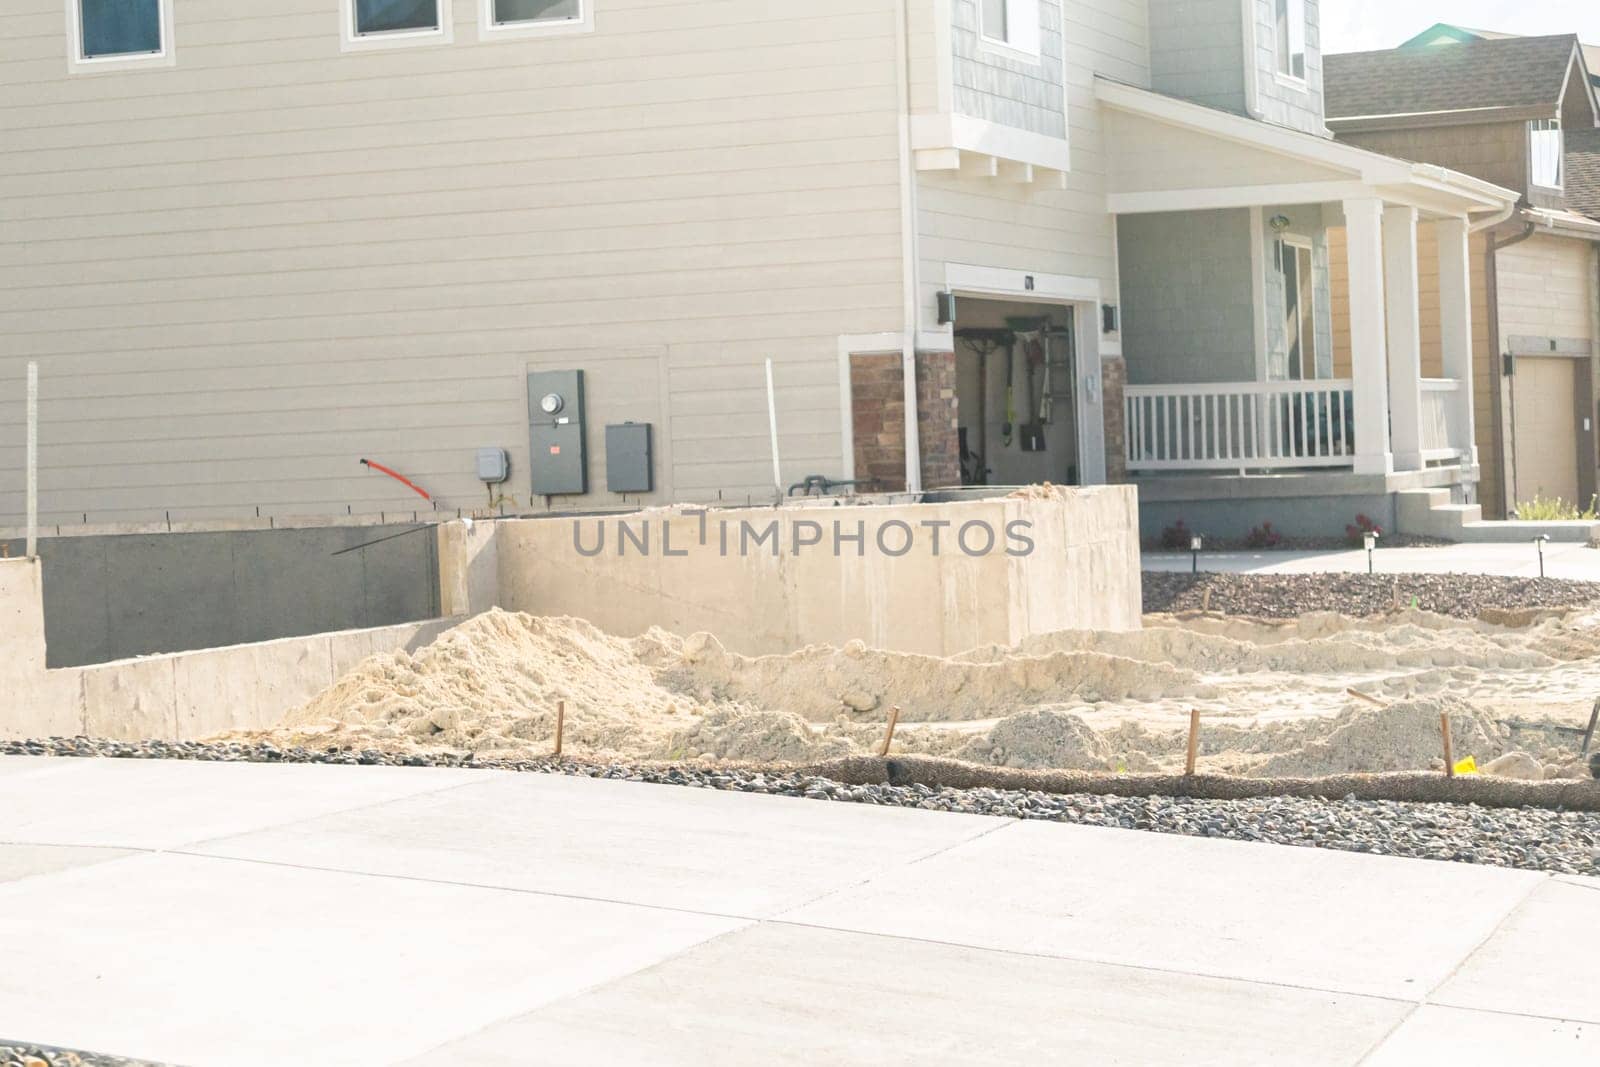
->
[0,557,457,743]
[490,489,1141,656]
[3,524,441,668]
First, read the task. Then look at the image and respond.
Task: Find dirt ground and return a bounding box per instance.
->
[235,591,1600,781]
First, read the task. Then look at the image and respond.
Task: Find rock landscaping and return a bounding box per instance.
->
[0,1042,168,1067]
[6,738,1597,878]
[1143,571,1600,619]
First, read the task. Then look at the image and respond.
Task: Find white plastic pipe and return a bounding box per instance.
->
[765,357,782,498]
[26,361,38,559]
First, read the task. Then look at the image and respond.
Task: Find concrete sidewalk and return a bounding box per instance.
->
[1145,540,1600,580]
[0,757,1594,1065]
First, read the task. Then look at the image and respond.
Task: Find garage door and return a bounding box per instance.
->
[1511,356,1580,508]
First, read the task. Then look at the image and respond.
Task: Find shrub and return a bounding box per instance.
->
[1512,494,1599,521]
[1344,513,1381,548]
[1160,519,1192,550]
[1245,522,1283,549]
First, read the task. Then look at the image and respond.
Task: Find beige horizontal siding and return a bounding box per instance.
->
[0,0,908,521]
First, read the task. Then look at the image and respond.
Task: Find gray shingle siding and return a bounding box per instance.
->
[1148,0,1248,115]
[950,0,1068,138]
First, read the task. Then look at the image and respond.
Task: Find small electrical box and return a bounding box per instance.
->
[605,422,654,493]
[476,447,509,484]
[527,369,588,496]
[1102,303,1119,334]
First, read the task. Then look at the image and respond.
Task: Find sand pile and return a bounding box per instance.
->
[239,606,1600,778]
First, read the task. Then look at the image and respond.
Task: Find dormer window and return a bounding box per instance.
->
[1529,119,1564,189]
[1274,0,1306,81]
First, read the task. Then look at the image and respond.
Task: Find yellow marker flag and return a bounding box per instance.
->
[1453,756,1478,776]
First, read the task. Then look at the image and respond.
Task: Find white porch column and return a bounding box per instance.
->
[1382,205,1425,470]
[1342,197,1393,475]
[1436,216,1479,467]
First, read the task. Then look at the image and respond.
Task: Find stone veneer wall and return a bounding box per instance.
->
[850,352,961,492]
[1101,355,1128,482]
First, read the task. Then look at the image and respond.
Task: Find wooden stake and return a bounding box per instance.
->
[879,705,901,757]
[554,699,565,758]
[1201,587,1212,613]
[1346,688,1385,707]
[1185,709,1201,776]
[1440,712,1454,778]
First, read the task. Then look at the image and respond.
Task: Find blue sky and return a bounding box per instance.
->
[1321,0,1600,54]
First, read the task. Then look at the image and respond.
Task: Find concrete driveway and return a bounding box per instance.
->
[0,757,1593,1065]
[1145,540,1600,580]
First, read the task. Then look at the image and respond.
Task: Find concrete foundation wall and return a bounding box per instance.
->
[5,523,442,668]
[489,490,1142,656]
[1138,494,1396,542]
[1,557,458,743]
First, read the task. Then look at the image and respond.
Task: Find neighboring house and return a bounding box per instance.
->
[1324,34,1600,518]
[1399,22,1600,91]
[0,0,1514,541]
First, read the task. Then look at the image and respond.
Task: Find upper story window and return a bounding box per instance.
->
[978,0,1040,59]
[342,0,453,50]
[69,0,175,72]
[480,0,591,40]
[1274,0,1306,81]
[1530,119,1564,189]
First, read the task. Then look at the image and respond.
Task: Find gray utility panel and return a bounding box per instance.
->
[605,422,654,493]
[527,369,588,496]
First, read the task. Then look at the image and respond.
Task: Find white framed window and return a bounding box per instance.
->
[479,0,591,40]
[978,0,1040,61]
[1530,119,1564,189]
[341,0,454,51]
[65,0,176,74]
[1274,0,1306,81]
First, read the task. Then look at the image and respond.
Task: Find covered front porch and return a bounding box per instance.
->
[1097,79,1516,490]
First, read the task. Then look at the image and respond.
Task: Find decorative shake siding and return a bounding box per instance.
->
[950,0,1067,138]
[1117,209,1256,384]
[1246,0,1324,136]
[1147,0,1247,115]
[0,0,908,523]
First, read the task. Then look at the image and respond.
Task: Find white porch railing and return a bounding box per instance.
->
[1124,379,1356,472]
[1420,378,1466,462]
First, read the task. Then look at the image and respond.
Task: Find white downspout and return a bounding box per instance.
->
[1240,0,1264,119]
[893,0,924,493]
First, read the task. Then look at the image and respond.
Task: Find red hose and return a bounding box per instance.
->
[360,458,432,501]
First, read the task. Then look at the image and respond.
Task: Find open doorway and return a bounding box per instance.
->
[953,299,1081,486]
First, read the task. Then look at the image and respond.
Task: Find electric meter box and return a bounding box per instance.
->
[475,447,509,484]
[527,369,588,496]
[605,422,653,494]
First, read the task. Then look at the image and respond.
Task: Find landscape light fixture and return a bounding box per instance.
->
[1190,534,1203,574]
[1363,531,1378,574]
[1536,534,1550,578]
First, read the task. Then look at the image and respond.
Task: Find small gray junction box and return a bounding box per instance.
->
[605,422,653,494]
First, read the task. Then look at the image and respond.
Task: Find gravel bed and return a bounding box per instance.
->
[6,738,1598,877]
[1,1042,170,1067]
[1143,571,1600,619]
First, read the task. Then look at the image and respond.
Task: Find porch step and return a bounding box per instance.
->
[1395,488,1600,543]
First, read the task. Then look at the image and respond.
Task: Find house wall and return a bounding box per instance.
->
[914,0,1146,393]
[1146,0,1247,115]
[0,0,909,525]
[1145,0,1327,138]
[1338,122,1528,203]
[1117,209,1256,384]
[950,0,1067,138]
[1497,232,1599,511]
[1246,0,1326,137]
[1329,222,1518,517]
